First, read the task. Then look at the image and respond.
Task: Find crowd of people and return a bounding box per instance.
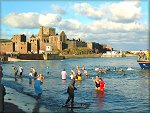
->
[138,49,150,61]
[0,63,107,107]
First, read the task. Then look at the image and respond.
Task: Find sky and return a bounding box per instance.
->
[0,0,149,51]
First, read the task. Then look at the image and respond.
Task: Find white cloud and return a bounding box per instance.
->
[2,1,148,50]
[85,20,147,33]
[4,12,40,28]
[39,13,61,27]
[51,5,65,14]
[74,3,104,19]
[73,1,142,23]
[108,1,141,23]
[3,12,62,29]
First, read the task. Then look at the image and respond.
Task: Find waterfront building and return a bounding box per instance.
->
[0,26,112,54]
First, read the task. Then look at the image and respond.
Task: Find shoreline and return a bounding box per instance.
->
[1,54,138,62]
[4,86,51,113]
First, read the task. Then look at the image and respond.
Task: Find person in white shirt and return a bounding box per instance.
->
[61,68,67,80]
[29,71,33,84]
[19,65,23,77]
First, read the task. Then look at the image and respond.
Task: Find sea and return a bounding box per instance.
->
[1,56,150,112]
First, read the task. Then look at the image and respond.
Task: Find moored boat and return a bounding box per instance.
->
[137,60,150,69]
[137,50,150,69]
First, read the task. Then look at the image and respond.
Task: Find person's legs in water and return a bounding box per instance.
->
[65,95,71,105]
[71,94,74,106]
[36,93,42,100]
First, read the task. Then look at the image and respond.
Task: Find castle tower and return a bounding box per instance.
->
[38,26,56,42]
[60,31,67,42]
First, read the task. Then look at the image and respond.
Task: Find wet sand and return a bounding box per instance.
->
[4,87,51,113]
[4,102,26,113]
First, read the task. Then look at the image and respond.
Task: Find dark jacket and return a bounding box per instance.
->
[0,84,6,112]
[67,79,77,94]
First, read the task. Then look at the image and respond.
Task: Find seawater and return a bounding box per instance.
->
[1,57,150,112]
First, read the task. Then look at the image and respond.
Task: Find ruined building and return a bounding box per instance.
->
[0,26,112,54]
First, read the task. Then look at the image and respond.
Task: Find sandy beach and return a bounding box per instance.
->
[4,87,51,113]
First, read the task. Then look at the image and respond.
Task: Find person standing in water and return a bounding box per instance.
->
[34,74,44,100]
[29,71,33,84]
[70,70,75,80]
[19,65,23,78]
[92,75,101,90]
[99,78,105,91]
[12,66,18,81]
[31,67,37,81]
[0,64,3,83]
[65,76,77,106]
[61,68,67,80]
[45,66,49,74]
[0,82,6,112]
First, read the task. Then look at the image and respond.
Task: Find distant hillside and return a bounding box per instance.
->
[0,39,11,42]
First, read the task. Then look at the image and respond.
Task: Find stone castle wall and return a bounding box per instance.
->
[0,26,112,54]
[0,42,14,53]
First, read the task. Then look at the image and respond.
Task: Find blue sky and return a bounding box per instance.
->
[1,0,149,51]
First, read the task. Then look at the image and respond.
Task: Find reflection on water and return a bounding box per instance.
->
[95,90,105,109]
[1,57,150,112]
[138,70,150,78]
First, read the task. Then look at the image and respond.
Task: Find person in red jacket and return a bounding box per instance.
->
[99,78,105,91]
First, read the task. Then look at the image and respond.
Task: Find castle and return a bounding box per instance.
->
[0,26,112,54]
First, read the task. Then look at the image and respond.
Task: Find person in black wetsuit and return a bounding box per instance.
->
[65,76,77,106]
[92,75,100,90]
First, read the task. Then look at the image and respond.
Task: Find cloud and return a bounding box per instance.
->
[59,19,82,30]
[73,3,104,19]
[108,1,141,23]
[3,12,62,29]
[85,20,147,34]
[2,1,148,50]
[39,13,62,27]
[73,1,142,23]
[3,12,40,29]
[51,5,65,15]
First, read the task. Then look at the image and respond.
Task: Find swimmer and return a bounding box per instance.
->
[83,69,88,79]
[119,67,124,72]
[92,75,100,90]
[76,71,82,81]
[70,70,75,80]
[82,65,88,79]
[99,78,105,91]
[45,66,50,74]
[29,71,33,84]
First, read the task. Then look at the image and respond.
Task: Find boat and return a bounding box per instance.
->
[137,60,150,69]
